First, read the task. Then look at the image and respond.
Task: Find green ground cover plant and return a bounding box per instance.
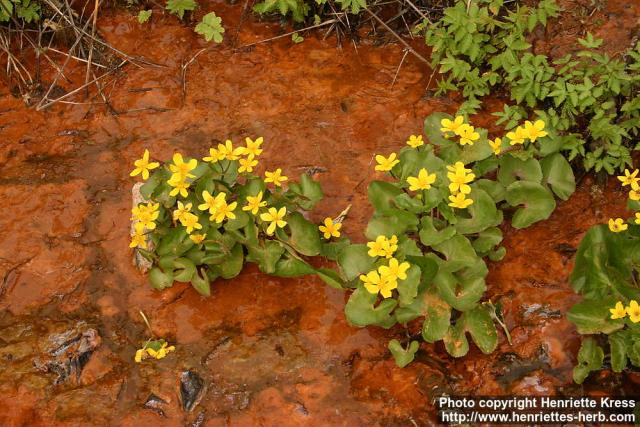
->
[130,110,578,367]
[129,139,341,296]
[333,111,575,365]
[422,0,640,175]
[137,1,224,43]
[568,170,640,383]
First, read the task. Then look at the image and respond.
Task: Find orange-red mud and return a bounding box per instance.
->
[0,1,638,425]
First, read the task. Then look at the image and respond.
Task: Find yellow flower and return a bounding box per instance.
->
[146,342,176,360]
[218,140,242,161]
[130,149,159,180]
[608,218,628,233]
[635,212,640,225]
[319,217,342,239]
[523,120,548,142]
[130,228,147,249]
[448,192,474,209]
[506,126,527,145]
[406,134,424,148]
[407,168,436,191]
[190,233,206,244]
[457,124,479,146]
[180,212,202,234]
[440,116,465,137]
[240,137,264,157]
[260,206,287,235]
[366,235,397,258]
[131,203,159,230]
[264,168,288,187]
[203,147,224,163]
[630,189,640,201]
[210,198,237,224]
[378,258,410,281]
[375,153,400,172]
[488,137,502,154]
[617,169,640,188]
[134,348,146,363]
[173,201,192,222]
[243,191,267,215]
[627,300,640,323]
[169,153,197,178]
[609,301,627,320]
[199,191,221,213]
[447,162,475,195]
[359,270,398,298]
[135,340,175,362]
[239,154,258,173]
[167,174,190,198]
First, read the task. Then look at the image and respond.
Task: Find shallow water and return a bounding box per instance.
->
[0,1,638,425]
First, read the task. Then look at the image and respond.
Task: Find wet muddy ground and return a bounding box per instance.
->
[0,0,639,425]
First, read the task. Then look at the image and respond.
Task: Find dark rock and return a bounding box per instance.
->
[33,321,101,385]
[180,370,205,412]
[143,393,167,417]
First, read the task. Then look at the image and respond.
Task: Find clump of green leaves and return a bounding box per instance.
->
[130,141,339,296]
[137,9,152,23]
[195,12,224,43]
[138,1,224,43]
[567,179,640,383]
[252,0,367,23]
[0,0,41,23]
[423,0,640,174]
[330,111,575,364]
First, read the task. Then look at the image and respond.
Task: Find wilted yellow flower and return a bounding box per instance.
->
[609,301,627,320]
[407,168,436,191]
[218,140,242,161]
[190,233,206,244]
[440,116,465,137]
[378,258,410,281]
[169,153,197,178]
[629,189,640,201]
[406,134,424,148]
[319,217,342,239]
[243,191,267,215]
[457,124,479,146]
[448,192,473,209]
[627,300,640,323]
[180,212,202,234]
[130,149,159,180]
[240,137,264,157]
[239,154,258,173]
[523,120,548,142]
[489,137,502,154]
[635,212,640,225]
[617,169,640,189]
[173,201,192,222]
[608,218,628,233]
[374,153,400,172]
[264,168,288,187]
[260,206,287,235]
[135,340,176,363]
[506,126,527,145]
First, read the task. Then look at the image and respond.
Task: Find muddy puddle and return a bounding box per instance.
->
[0,0,639,425]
